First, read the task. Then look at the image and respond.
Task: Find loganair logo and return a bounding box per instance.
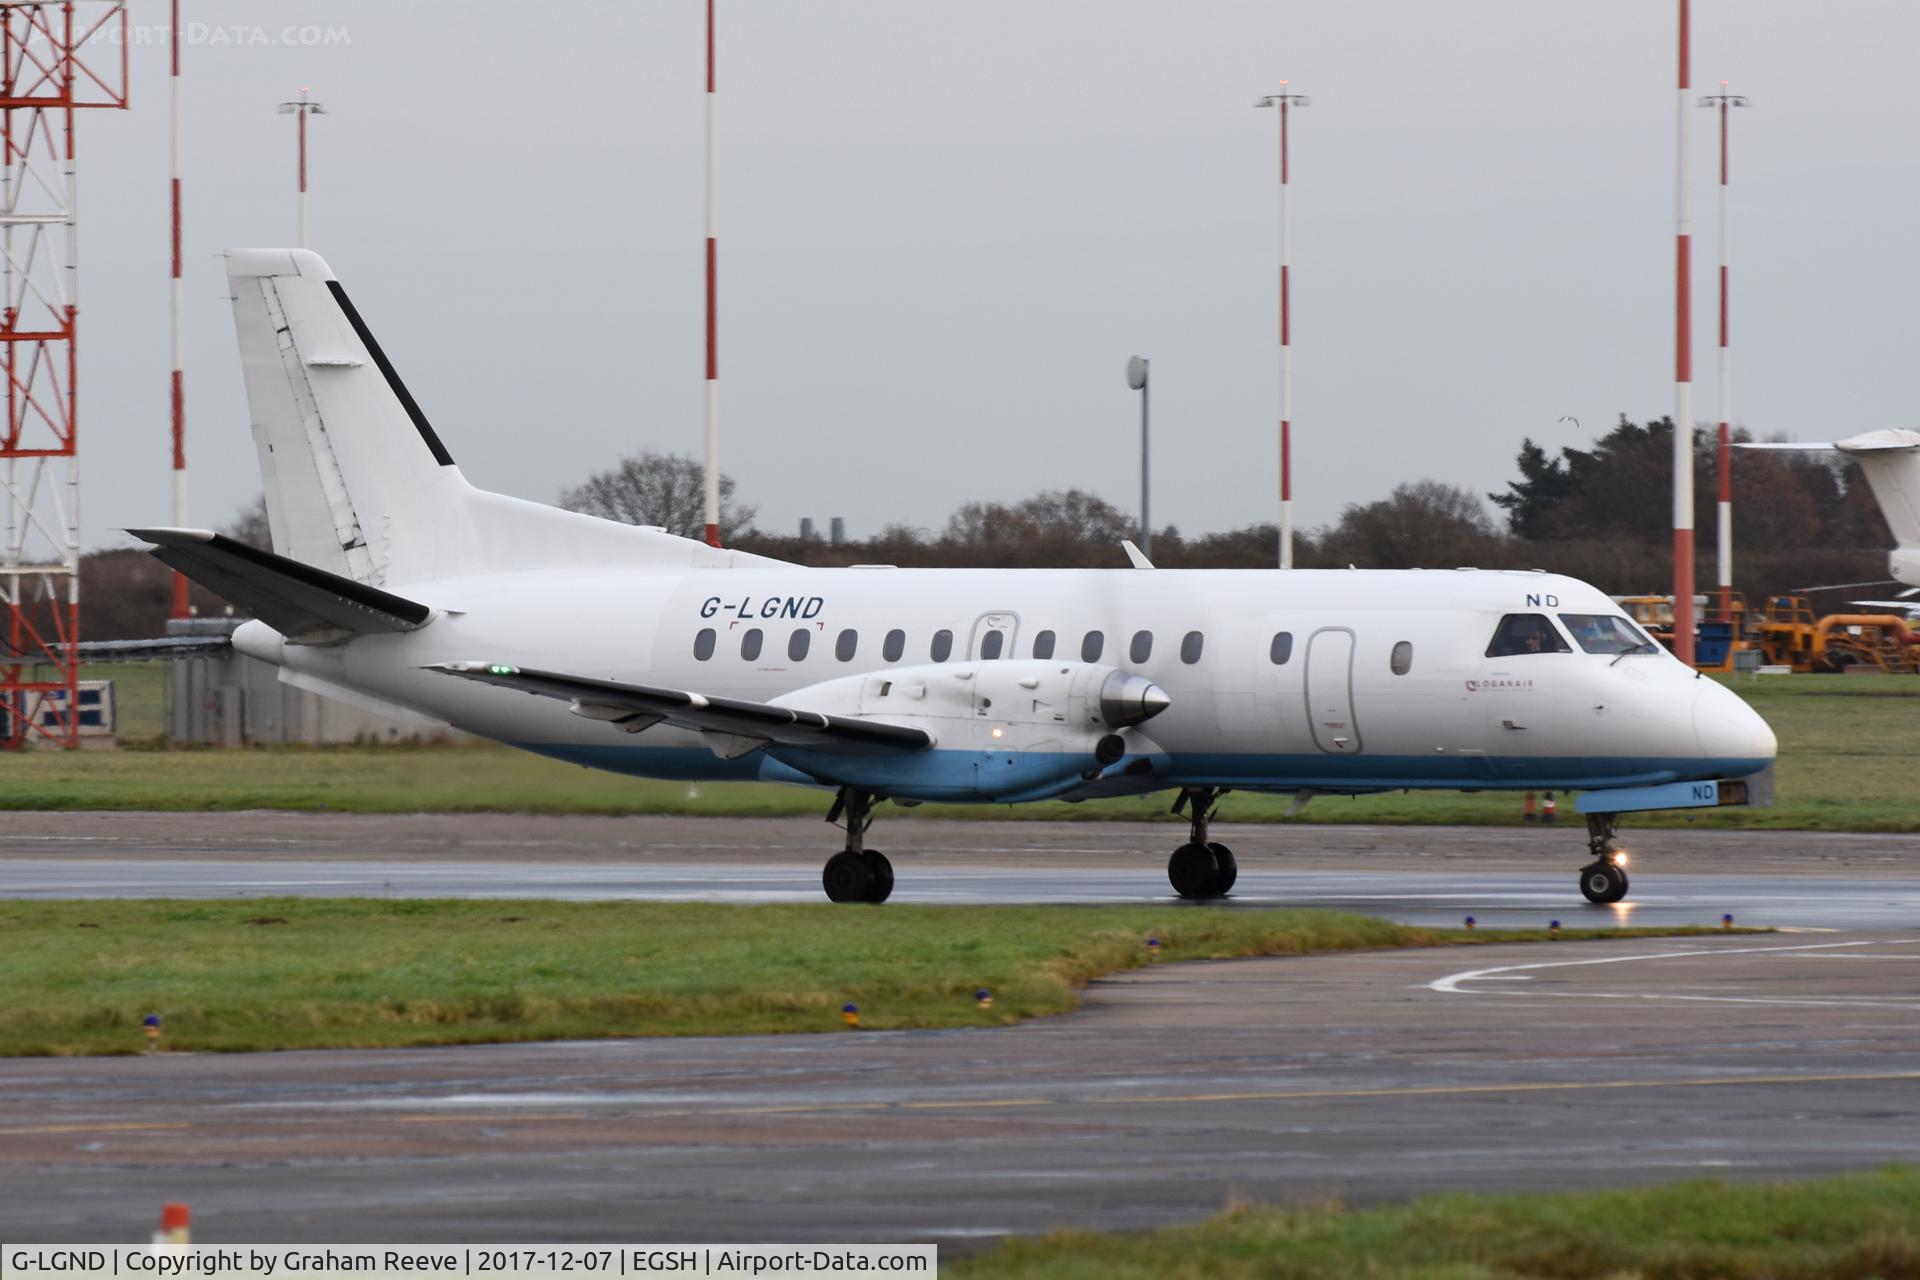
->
[1466,678,1535,692]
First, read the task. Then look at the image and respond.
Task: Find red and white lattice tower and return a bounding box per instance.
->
[0,0,128,749]
[1700,83,1748,623]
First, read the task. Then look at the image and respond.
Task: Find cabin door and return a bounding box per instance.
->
[1304,627,1362,754]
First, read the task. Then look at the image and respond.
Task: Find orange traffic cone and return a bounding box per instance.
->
[1522,792,1539,823]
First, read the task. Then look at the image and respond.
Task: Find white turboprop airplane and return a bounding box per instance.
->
[135,251,1777,906]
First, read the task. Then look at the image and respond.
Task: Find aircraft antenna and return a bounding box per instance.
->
[1255,83,1308,569]
[1700,83,1750,624]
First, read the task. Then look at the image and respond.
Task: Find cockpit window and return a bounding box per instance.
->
[1485,613,1571,657]
[1559,613,1658,656]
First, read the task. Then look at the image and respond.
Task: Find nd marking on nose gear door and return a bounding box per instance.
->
[1305,627,1362,754]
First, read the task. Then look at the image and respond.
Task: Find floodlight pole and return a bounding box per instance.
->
[703,0,721,547]
[1671,2,1695,662]
[1128,356,1150,556]
[277,88,326,248]
[168,0,187,617]
[1256,85,1308,569]
[1700,84,1749,624]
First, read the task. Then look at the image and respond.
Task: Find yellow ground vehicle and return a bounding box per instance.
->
[1753,596,1919,674]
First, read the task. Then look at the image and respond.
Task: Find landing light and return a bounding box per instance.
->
[1614,851,1630,867]
[991,727,1004,739]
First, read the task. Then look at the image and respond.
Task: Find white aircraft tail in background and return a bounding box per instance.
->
[1743,429,1920,589]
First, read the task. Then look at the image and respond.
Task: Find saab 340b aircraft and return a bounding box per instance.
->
[137,251,1777,905]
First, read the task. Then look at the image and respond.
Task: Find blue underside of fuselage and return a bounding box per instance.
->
[509,742,1772,801]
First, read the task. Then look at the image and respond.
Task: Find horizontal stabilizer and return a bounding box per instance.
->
[130,528,433,639]
[428,662,933,757]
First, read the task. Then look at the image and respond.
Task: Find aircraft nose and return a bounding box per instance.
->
[1691,680,1777,769]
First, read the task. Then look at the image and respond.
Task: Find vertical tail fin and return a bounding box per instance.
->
[228,249,790,587]
[229,249,464,585]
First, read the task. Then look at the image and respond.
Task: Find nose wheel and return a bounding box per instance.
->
[823,789,894,904]
[1167,788,1236,899]
[1578,814,1629,904]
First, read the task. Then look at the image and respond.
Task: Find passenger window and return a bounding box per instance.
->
[1032,630,1056,660]
[1391,641,1413,675]
[931,629,953,662]
[741,628,763,661]
[1081,631,1105,662]
[1180,631,1204,665]
[693,628,716,661]
[1270,632,1293,665]
[836,629,858,662]
[789,629,811,661]
[1130,630,1153,664]
[883,629,905,662]
[979,631,1004,660]
[1486,613,1571,658]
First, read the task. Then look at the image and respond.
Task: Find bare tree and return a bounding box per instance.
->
[1318,481,1505,569]
[560,451,758,541]
[223,494,273,551]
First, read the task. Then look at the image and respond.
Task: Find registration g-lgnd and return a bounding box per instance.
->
[136,250,1777,906]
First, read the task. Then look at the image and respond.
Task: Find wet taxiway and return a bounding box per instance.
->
[1,933,1916,1244]
[1,812,1914,930]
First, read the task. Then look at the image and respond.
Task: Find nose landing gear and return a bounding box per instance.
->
[1167,787,1237,899]
[1578,813,1629,904]
[823,788,895,904]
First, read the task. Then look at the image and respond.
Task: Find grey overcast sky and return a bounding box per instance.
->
[78,1,1920,551]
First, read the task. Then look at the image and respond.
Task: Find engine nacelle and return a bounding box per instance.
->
[764,659,1171,802]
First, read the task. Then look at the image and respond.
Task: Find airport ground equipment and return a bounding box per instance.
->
[1753,596,1919,674]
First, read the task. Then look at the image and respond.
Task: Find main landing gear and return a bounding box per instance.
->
[1578,814,1629,905]
[823,788,894,904]
[1167,787,1237,900]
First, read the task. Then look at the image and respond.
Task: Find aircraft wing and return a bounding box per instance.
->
[427,662,933,756]
[1849,600,1919,613]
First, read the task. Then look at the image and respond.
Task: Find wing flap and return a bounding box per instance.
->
[427,663,933,756]
[130,527,433,639]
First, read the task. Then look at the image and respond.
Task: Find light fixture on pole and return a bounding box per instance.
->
[1127,355,1151,556]
[1256,84,1308,569]
[276,87,326,248]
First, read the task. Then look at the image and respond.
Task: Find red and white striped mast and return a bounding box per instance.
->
[1670,0,1696,663]
[167,0,187,617]
[1256,83,1307,569]
[702,0,721,547]
[277,88,325,247]
[1700,82,1749,623]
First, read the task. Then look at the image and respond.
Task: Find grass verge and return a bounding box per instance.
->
[0,900,1743,1056]
[24,672,1916,831]
[952,1166,1920,1279]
